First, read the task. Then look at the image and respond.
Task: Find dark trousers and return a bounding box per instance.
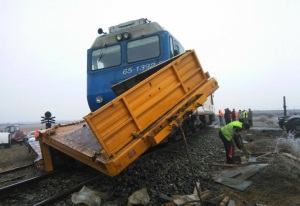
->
[225,118,231,125]
[219,131,235,163]
[248,119,253,126]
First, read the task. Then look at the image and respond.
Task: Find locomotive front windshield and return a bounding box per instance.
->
[91,35,160,71]
[127,35,160,63]
[92,45,121,70]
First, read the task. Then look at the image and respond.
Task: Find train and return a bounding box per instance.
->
[86,18,215,123]
[36,18,219,176]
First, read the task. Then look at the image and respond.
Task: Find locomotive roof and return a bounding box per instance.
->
[90,21,166,49]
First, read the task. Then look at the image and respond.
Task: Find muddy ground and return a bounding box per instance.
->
[1,115,300,205]
[0,144,34,172]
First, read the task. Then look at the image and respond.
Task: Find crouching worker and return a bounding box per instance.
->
[219,121,250,164]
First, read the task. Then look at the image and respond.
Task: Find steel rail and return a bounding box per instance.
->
[33,174,104,206]
[0,169,64,199]
[0,163,34,175]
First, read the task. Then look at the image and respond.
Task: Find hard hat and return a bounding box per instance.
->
[243,122,250,130]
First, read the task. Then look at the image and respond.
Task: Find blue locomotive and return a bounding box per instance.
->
[87,18,185,112]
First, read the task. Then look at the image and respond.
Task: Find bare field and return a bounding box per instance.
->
[0,123,45,134]
[0,111,282,133]
[0,121,79,134]
[0,144,34,172]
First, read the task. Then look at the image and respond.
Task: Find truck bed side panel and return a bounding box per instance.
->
[84,50,210,157]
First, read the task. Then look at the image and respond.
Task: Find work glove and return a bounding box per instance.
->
[233,134,243,149]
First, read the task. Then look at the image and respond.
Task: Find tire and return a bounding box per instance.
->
[290,118,300,137]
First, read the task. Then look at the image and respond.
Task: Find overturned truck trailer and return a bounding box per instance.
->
[39,50,219,177]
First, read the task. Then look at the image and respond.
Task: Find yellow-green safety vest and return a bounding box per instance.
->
[221,121,243,141]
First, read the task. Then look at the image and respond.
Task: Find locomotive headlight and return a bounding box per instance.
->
[116,34,122,41]
[95,96,104,104]
[123,32,131,39]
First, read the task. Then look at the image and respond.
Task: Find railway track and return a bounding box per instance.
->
[0,164,104,205]
[33,174,104,206]
[0,168,63,199]
[0,163,33,175]
[0,164,41,189]
[0,127,215,205]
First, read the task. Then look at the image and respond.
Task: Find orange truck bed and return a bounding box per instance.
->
[39,50,219,176]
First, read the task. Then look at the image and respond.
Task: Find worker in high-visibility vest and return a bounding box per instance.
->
[219,121,250,164]
[243,110,248,123]
[34,129,40,141]
[218,109,225,126]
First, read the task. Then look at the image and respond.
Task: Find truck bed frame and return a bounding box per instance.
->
[39,50,219,176]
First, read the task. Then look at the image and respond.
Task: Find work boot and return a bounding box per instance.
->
[227,156,241,164]
[226,160,241,164]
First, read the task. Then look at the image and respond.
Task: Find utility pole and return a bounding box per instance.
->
[283,96,287,116]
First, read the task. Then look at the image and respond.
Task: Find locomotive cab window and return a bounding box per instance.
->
[169,36,175,57]
[127,35,160,63]
[174,44,180,56]
[91,45,121,70]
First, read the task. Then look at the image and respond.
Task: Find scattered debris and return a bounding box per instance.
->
[210,193,226,203]
[215,176,252,191]
[282,152,300,163]
[27,140,42,162]
[212,163,269,191]
[172,190,211,205]
[71,186,108,206]
[227,199,235,206]
[248,152,275,163]
[220,196,230,206]
[127,188,150,205]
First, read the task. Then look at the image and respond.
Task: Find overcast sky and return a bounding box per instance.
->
[0,0,299,123]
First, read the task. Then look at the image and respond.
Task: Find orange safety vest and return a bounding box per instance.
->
[34,130,39,138]
[218,110,224,117]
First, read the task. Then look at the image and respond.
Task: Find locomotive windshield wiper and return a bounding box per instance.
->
[97,44,107,61]
[98,50,104,61]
